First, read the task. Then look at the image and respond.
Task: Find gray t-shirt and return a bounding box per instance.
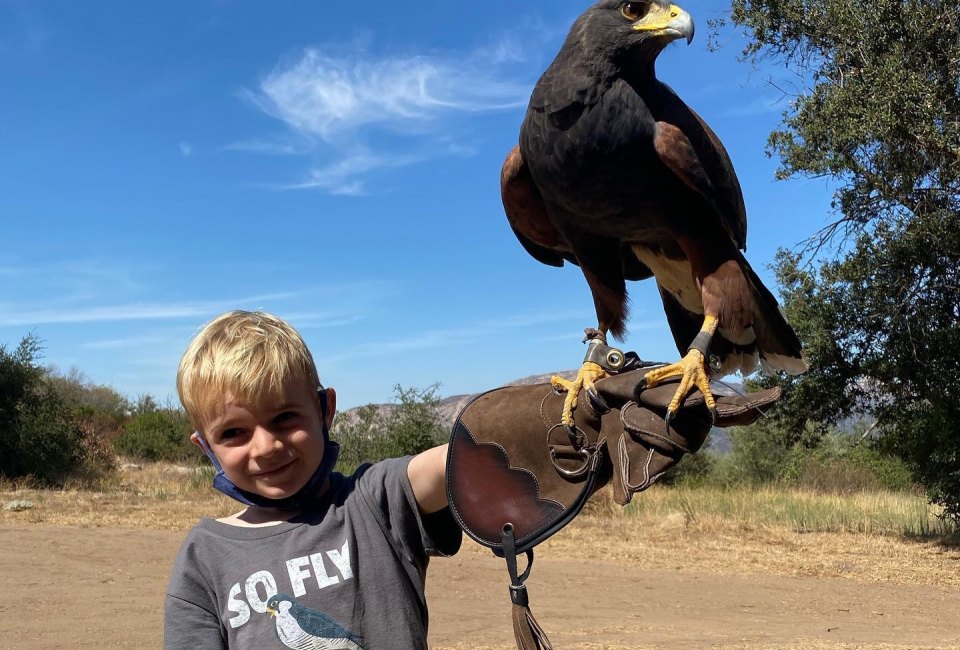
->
[164,457,461,650]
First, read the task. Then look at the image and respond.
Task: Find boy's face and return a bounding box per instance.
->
[193,380,336,501]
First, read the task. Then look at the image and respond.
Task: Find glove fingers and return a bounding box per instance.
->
[607,404,712,504]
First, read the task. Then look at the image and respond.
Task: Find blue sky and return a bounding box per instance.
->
[0,0,833,409]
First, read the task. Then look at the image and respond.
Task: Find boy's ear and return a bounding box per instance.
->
[321,387,337,429]
[190,431,205,449]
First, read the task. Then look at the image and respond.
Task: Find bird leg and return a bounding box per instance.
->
[640,315,719,427]
[552,329,626,430]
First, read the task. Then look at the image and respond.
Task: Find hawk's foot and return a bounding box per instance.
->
[552,361,608,429]
[640,349,717,427]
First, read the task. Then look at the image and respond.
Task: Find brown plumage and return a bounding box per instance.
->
[501,0,806,419]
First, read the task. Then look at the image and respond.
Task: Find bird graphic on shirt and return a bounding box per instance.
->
[265,593,365,650]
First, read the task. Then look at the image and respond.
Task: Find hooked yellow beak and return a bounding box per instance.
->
[632,4,695,44]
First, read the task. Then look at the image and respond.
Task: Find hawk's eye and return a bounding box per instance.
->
[620,1,650,21]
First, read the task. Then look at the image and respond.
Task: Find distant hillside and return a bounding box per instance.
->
[338,369,739,453]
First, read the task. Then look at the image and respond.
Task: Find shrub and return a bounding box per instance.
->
[14,382,86,483]
[847,445,914,492]
[45,367,130,421]
[44,370,129,479]
[0,335,90,484]
[331,384,446,472]
[771,431,916,494]
[333,404,389,473]
[662,437,718,487]
[726,417,799,484]
[379,384,446,459]
[114,408,196,462]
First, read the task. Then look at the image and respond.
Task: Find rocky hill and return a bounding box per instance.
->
[338,369,742,453]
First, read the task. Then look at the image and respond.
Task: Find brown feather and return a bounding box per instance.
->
[500,146,570,267]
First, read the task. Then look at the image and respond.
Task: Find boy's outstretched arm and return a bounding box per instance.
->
[407,443,449,514]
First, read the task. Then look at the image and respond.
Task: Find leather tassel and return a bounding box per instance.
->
[502,526,554,650]
[511,601,553,650]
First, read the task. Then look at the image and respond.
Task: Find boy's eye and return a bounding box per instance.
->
[218,428,243,441]
[274,411,299,425]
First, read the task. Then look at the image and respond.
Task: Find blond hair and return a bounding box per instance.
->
[177,310,320,431]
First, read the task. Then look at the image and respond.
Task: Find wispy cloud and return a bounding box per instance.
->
[321,312,583,365]
[235,31,541,195]
[278,150,426,195]
[179,141,193,157]
[717,96,788,118]
[0,291,299,327]
[223,138,312,156]
[82,335,170,350]
[247,48,529,142]
[0,259,144,300]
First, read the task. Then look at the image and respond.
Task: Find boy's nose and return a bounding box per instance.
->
[250,426,283,457]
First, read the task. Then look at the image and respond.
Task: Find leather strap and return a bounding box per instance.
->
[687,330,713,355]
[503,524,553,650]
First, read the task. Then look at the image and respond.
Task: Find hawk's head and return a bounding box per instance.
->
[576,1,694,67]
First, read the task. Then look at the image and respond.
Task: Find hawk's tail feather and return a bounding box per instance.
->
[658,283,757,374]
[657,277,807,378]
[742,260,808,376]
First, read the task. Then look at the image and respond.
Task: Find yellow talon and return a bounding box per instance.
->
[552,361,608,428]
[642,349,717,415]
[642,314,720,426]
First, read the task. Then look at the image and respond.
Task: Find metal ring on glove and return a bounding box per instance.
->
[547,423,593,478]
[549,446,592,478]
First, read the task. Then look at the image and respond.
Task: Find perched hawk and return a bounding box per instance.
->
[501,0,807,424]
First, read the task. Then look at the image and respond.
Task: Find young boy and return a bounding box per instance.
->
[164,310,461,649]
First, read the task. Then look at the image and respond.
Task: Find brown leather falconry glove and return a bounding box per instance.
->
[448,366,781,544]
[446,366,780,650]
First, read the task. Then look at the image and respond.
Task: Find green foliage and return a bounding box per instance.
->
[0,335,88,484]
[114,408,196,462]
[45,367,130,421]
[661,436,718,487]
[333,404,390,472]
[714,416,914,494]
[723,0,959,209]
[717,416,822,485]
[45,367,130,476]
[380,384,446,457]
[333,384,446,472]
[717,0,960,517]
[779,433,914,493]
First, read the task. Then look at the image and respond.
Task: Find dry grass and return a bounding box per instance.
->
[618,483,953,537]
[533,486,960,589]
[3,463,959,590]
[0,461,237,529]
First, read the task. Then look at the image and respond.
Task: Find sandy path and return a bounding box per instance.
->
[1,525,957,649]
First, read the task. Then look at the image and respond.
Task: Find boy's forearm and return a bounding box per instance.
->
[407,444,449,514]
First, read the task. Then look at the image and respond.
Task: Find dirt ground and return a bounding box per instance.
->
[1,525,958,650]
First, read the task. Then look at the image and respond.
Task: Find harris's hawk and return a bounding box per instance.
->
[501,0,807,425]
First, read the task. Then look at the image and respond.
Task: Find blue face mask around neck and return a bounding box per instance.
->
[194,387,340,511]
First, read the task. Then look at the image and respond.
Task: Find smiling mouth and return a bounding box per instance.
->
[253,460,296,479]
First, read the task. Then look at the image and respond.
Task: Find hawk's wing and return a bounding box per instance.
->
[652,85,748,251]
[500,145,653,281]
[500,145,573,268]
